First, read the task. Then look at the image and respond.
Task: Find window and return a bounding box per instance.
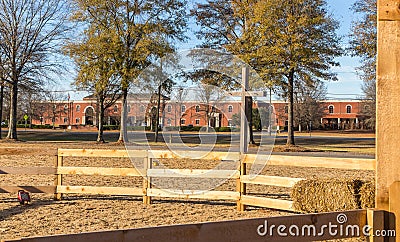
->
[76,118,80,124]
[181,105,186,113]
[64,104,68,111]
[140,106,145,113]
[181,119,185,125]
[167,105,172,113]
[228,105,233,113]
[195,105,200,112]
[128,105,131,113]
[63,118,68,123]
[212,106,216,113]
[195,119,200,125]
[328,105,334,114]
[76,105,81,112]
[284,106,288,114]
[346,105,352,114]
[113,105,118,113]
[167,119,171,125]
[228,119,232,126]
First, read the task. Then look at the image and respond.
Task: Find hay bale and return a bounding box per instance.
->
[359,181,375,208]
[291,179,363,213]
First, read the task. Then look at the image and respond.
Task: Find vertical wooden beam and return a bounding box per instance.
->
[54,154,63,200]
[143,156,152,205]
[237,157,247,212]
[376,0,400,211]
[377,2,400,240]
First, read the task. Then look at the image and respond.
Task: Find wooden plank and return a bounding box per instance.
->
[241,175,304,188]
[147,169,239,179]
[147,188,240,201]
[148,150,240,161]
[57,186,144,196]
[58,149,147,158]
[0,167,56,175]
[57,167,144,177]
[241,195,294,211]
[367,209,386,242]
[243,154,375,170]
[0,186,56,193]
[6,210,368,242]
[378,0,400,21]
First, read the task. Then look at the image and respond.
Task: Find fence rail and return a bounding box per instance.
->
[0,149,375,212]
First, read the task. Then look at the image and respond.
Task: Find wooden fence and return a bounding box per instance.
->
[0,149,375,212]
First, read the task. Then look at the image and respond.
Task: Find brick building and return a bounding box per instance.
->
[31,94,369,130]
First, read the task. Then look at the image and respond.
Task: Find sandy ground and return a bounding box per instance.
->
[0,142,374,241]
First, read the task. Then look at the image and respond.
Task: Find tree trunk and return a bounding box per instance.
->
[286,70,295,146]
[154,85,162,142]
[0,84,4,139]
[97,106,105,143]
[7,83,18,140]
[118,88,128,143]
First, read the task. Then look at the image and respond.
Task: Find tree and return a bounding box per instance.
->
[71,0,187,143]
[293,81,327,132]
[192,0,342,146]
[349,0,377,129]
[0,0,71,140]
[242,0,342,145]
[65,25,122,143]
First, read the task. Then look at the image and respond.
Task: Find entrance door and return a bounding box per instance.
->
[85,107,94,125]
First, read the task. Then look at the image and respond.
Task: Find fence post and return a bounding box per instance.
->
[237,155,246,211]
[54,153,63,201]
[143,155,152,205]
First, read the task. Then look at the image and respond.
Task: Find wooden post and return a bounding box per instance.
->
[54,154,63,200]
[143,156,152,205]
[376,0,400,234]
[237,157,247,211]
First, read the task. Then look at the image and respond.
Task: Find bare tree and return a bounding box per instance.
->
[196,83,226,132]
[0,0,71,140]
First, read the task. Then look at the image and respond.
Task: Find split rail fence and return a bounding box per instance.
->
[0,148,375,212]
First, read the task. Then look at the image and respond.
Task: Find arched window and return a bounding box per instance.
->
[195,105,200,112]
[346,105,352,114]
[75,118,80,124]
[328,105,334,114]
[228,105,233,112]
[167,105,171,113]
[167,118,171,125]
[181,105,186,113]
[76,105,81,112]
[113,105,118,113]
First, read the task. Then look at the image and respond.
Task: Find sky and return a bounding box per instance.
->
[69,0,365,101]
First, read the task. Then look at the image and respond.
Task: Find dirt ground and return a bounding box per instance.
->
[0,141,374,241]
